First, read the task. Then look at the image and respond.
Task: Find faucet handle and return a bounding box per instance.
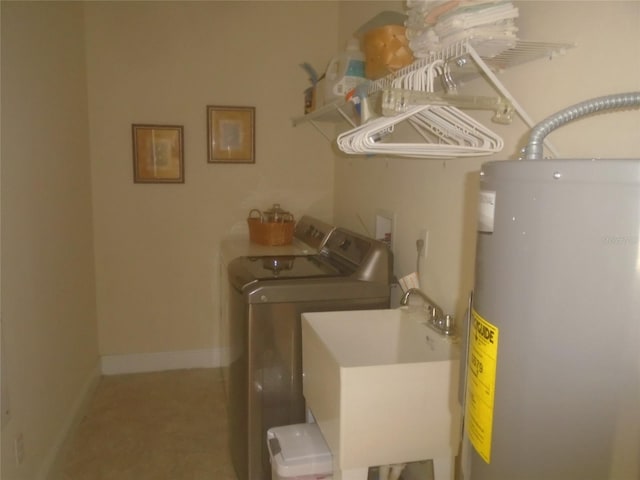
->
[423,303,436,318]
[439,314,455,335]
[432,313,455,335]
[444,314,454,331]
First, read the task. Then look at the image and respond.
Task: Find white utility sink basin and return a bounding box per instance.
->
[302,308,461,480]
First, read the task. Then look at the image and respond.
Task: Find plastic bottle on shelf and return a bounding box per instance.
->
[323,38,366,103]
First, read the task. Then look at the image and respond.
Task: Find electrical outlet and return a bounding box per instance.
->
[14,433,24,465]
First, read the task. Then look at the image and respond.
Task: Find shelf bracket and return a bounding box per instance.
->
[297,104,358,142]
[307,119,334,142]
[466,45,560,158]
[336,106,358,127]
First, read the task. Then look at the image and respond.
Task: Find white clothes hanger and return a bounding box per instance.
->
[337,59,503,158]
[406,60,503,153]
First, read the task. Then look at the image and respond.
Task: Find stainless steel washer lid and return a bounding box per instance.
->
[228,255,342,287]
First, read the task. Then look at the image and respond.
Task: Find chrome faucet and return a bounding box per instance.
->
[400,288,444,318]
[400,288,455,336]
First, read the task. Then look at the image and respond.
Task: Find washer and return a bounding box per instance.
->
[227,227,392,480]
[219,216,335,399]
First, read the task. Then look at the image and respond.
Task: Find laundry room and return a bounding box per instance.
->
[1,1,639,480]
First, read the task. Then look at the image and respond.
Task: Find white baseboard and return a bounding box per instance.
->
[100,348,223,375]
[39,361,101,480]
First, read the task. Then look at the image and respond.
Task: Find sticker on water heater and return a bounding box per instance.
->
[465,308,499,463]
[477,191,496,233]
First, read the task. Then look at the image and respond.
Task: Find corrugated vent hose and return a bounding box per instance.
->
[523,91,640,160]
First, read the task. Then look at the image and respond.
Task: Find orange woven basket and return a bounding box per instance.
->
[247,211,295,246]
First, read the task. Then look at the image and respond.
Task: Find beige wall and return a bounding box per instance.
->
[1,1,639,478]
[83,2,338,357]
[1,2,100,479]
[333,1,640,317]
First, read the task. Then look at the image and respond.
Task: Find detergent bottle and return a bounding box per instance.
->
[323,38,366,102]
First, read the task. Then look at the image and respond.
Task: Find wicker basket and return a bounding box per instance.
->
[247,210,295,246]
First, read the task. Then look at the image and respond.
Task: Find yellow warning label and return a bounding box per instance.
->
[465,308,499,463]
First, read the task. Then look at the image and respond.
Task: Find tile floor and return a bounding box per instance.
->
[51,367,436,480]
[52,368,238,480]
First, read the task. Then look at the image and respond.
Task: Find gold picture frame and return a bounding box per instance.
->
[132,124,184,183]
[207,105,255,164]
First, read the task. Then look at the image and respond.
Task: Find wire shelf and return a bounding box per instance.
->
[363,39,574,95]
[485,40,574,71]
[292,39,575,141]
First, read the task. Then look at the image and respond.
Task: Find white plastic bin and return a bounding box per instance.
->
[267,423,333,480]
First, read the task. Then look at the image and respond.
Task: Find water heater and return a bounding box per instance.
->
[461,94,640,480]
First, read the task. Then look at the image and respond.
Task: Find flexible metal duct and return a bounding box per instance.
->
[523,91,640,160]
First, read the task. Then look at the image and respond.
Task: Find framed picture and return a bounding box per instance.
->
[207,105,255,164]
[132,124,184,183]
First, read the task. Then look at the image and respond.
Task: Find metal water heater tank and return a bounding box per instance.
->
[462,158,640,480]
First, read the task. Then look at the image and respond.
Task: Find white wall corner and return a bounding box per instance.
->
[100,348,223,376]
[39,361,102,480]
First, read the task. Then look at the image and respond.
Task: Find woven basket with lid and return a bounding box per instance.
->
[247,204,295,246]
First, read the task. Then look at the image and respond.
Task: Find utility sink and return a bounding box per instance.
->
[302,308,461,480]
